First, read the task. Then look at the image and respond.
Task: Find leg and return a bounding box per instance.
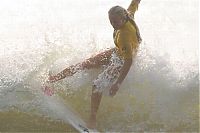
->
[80,47,116,69]
[87,51,124,129]
[88,86,102,129]
[49,48,116,83]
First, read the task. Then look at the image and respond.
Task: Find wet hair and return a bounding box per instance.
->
[108,6,128,20]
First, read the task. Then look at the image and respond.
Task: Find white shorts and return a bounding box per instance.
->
[92,51,124,95]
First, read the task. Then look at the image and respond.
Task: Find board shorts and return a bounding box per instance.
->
[92,50,124,95]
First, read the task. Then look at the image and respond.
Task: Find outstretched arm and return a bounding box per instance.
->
[109,57,132,96]
[127,0,141,16]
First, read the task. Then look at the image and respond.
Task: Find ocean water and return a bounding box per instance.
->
[0,0,199,132]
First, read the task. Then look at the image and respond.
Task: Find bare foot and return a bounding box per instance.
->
[87,114,96,129]
[43,85,54,96]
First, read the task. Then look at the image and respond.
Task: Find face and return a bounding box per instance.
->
[109,14,126,30]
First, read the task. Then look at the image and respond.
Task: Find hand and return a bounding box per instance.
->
[109,83,120,97]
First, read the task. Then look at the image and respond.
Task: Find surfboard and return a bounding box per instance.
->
[41,93,99,133]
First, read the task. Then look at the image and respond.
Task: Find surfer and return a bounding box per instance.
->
[45,0,142,129]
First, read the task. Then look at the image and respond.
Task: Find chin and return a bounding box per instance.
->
[113,26,120,30]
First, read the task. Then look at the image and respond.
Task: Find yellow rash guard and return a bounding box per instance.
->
[114,1,140,59]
